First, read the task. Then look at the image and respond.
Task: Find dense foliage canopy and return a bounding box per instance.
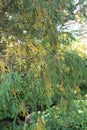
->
[0,0,87,130]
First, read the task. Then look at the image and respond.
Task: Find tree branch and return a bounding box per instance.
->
[0,117,13,123]
[0,0,15,18]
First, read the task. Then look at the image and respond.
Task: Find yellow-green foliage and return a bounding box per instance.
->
[0,0,87,129]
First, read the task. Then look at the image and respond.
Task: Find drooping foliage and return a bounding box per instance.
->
[0,0,87,130]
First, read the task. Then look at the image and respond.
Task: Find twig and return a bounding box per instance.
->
[0,0,15,18]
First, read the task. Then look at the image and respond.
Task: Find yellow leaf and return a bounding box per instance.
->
[35,117,46,130]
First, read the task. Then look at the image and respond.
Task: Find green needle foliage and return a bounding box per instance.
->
[0,0,87,129]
